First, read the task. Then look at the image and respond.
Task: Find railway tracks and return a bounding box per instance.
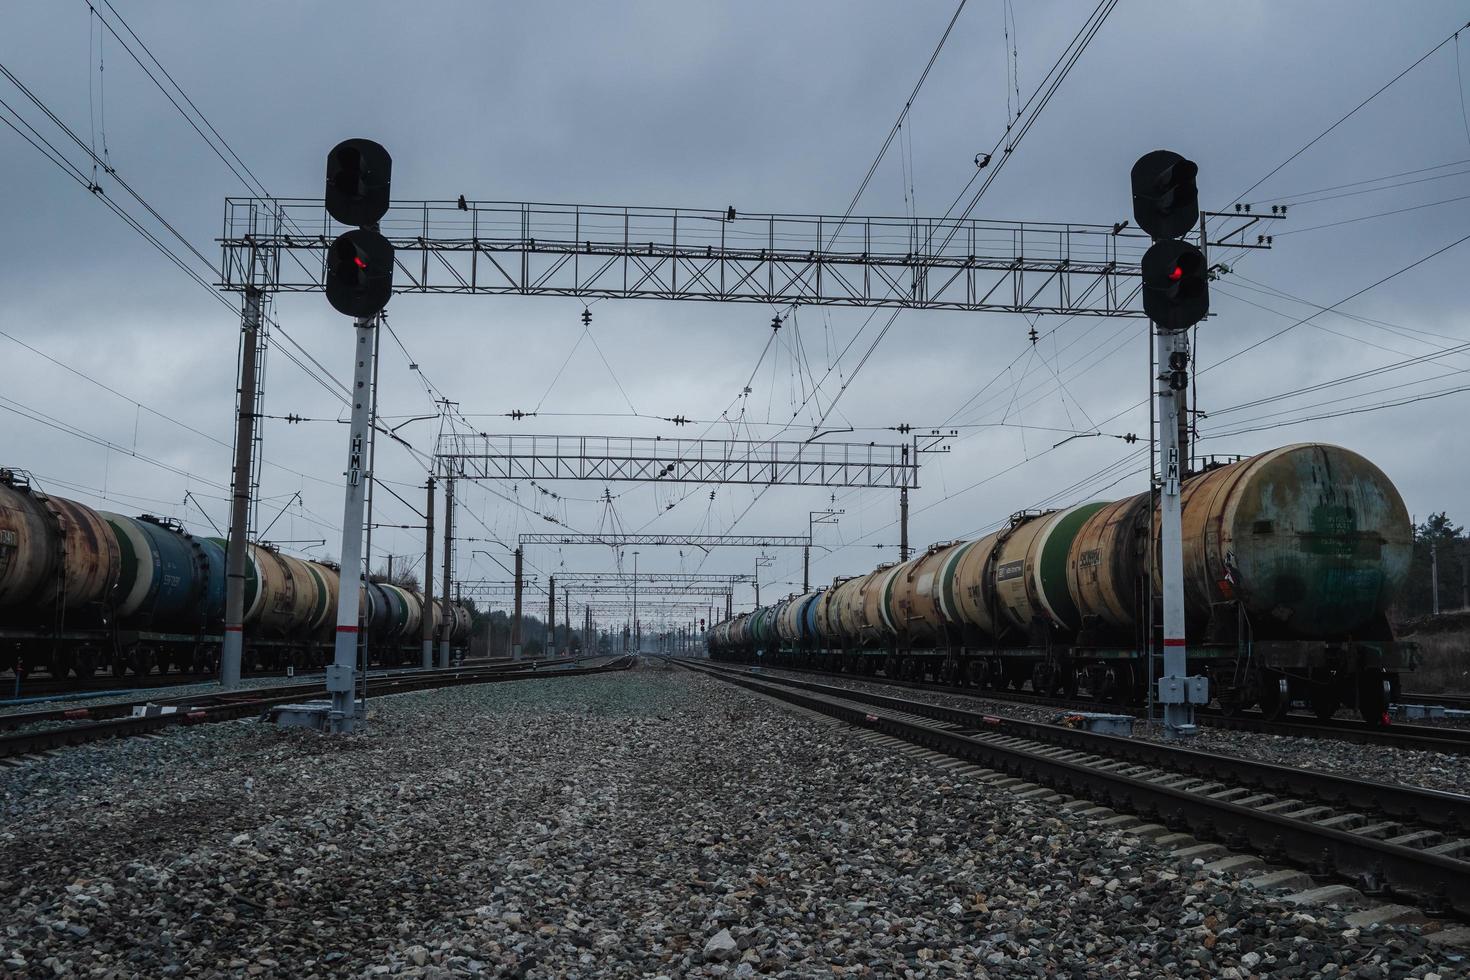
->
[726,660,1470,755]
[2,656,518,701]
[684,659,1470,919]
[0,656,632,760]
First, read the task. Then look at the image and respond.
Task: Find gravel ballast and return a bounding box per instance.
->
[1,661,1464,977]
[738,665,1470,796]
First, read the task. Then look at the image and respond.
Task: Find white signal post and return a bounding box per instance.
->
[326,315,377,733]
[1155,323,1199,736]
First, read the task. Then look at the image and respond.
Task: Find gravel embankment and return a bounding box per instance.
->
[740,665,1470,796]
[1,662,1463,978]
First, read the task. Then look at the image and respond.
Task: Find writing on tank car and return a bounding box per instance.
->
[707,443,1417,726]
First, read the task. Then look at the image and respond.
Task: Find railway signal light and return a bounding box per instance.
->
[324,139,395,318]
[325,138,392,227]
[1141,240,1209,332]
[1167,350,1190,390]
[325,229,395,318]
[1131,150,1199,241]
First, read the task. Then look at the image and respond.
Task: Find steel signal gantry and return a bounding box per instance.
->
[518,532,810,549]
[437,434,916,488]
[222,199,1157,316]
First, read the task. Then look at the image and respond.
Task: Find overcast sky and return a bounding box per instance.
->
[4,2,1469,625]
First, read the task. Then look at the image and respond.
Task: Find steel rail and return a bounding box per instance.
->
[0,657,630,758]
[683,661,1470,918]
[731,660,1470,755]
[0,658,572,731]
[3,657,519,700]
[694,662,1470,835]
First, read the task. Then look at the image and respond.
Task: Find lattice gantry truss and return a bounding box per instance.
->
[436,434,917,488]
[518,533,809,549]
[220,198,1155,316]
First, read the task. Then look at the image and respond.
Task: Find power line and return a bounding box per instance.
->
[1255,157,1470,204]
[1272,191,1470,238]
[1202,383,1470,441]
[826,0,969,246]
[1204,230,1470,373]
[1232,20,1470,205]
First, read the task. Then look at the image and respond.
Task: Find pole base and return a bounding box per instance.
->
[266,699,365,734]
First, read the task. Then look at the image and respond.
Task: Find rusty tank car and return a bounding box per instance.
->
[0,470,478,680]
[708,444,1415,725]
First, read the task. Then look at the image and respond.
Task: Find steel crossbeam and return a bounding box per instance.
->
[518,532,809,549]
[437,433,916,488]
[551,572,751,586]
[220,198,1153,316]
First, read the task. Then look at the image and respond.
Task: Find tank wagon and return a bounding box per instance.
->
[708,444,1416,724]
[0,470,475,678]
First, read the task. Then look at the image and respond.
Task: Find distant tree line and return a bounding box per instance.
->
[467,606,621,658]
[1398,512,1469,620]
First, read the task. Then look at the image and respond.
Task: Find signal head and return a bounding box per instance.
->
[325,138,392,227]
[1141,240,1209,331]
[1131,149,1200,240]
[325,228,395,318]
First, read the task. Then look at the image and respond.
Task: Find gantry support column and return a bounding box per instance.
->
[221,287,262,689]
[421,476,435,668]
[439,477,453,668]
[511,546,524,660]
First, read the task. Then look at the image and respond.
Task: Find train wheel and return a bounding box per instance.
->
[1357,670,1392,728]
[961,660,981,688]
[1059,667,1079,699]
[1309,684,1338,721]
[49,649,75,680]
[75,649,98,679]
[1308,668,1338,721]
[1258,671,1291,720]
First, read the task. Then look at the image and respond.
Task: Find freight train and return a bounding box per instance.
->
[0,469,474,679]
[708,444,1417,725]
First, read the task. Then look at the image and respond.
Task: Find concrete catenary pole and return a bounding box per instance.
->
[899,445,910,562]
[1461,553,1468,611]
[221,286,262,689]
[1431,538,1440,616]
[326,316,377,733]
[511,546,523,660]
[547,575,556,657]
[564,590,570,653]
[421,476,435,668]
[439,477,453,667]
